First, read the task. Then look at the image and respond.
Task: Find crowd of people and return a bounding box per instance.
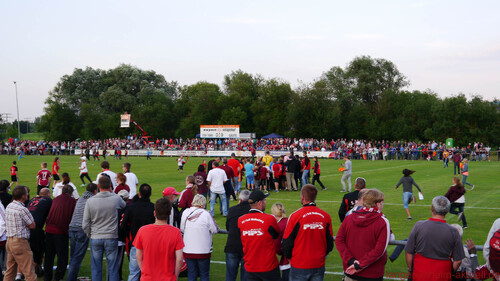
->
[0,152,499,281]
[2,137,497,162]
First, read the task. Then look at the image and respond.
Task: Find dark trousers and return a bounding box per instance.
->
[247,267,280,281]
[29,227,45,265]
[44,233,69,281]
[312,174,325,189]
[454,162,460,174]
[450,203,467,227]
[80,173,91,184]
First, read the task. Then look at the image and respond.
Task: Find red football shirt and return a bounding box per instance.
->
[134,224,184,281]
[10,166,17,176]
[52,162,59,174]
[238,210,279,272]
[37,169,52,186]
[227,158,241,176]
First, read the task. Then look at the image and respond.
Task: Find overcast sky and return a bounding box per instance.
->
[1,0,499,121]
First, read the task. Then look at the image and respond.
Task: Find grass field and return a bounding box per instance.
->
[1,155,499,280]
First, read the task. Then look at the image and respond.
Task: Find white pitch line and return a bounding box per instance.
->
[321,163,421,178]
[266,197,500,210]
[210,260,403,280]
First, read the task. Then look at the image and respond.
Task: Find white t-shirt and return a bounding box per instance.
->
[125,171,139,199]
[80,161,88,174]
[96,170,118,189]
[53,182,80,199]
[177,158,186,167]
[207,168,227,194]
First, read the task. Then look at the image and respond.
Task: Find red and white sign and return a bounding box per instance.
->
[200,125,239,138]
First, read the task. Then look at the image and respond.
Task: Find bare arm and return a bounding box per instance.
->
[452,260,462,271]
[405,252,413,271]
[28,222,36,229]
[136,248,143,269]
[175,249,183,279]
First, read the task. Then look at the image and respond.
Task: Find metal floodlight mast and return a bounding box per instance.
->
[13,81,21,141]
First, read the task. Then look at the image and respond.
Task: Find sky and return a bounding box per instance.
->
[1,0,499,121]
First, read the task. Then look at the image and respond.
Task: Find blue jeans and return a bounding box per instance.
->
[186,258,210,281]
[233,177,241,193]
[302,170,310,186]
[210,192,227,216]
[462,175,473,187]
[290,266,325,281]
[226,252,247,281]
[128,246,141,281]
[403,192,413,209]
[450,203,467,227]
[67,230,90,281]
[90,238,120,281]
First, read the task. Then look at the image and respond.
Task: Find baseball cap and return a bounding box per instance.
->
[162,187,181,197]
[248,190,270,203]
[118,190,129,200]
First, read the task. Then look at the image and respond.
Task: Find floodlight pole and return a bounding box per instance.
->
[13,81,21,141]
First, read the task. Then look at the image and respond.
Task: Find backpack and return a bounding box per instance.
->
[489,229,500,274]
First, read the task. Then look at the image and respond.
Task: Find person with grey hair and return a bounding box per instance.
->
[224,190,251,281]
[180,194,219,281]
[405,196,465,281]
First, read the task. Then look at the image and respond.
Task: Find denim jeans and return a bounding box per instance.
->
[90,238,119,281]
[403,192,413,209]
[67,230,90,281]
[301,170,310,186]
[290,266,325,281]
[462,175,473,187]
[233,177,241,193]
[226,252,246,281]
[450,203,467,227]
[210,192,227,216]
[128,246,141,281]
[186,258,210,281]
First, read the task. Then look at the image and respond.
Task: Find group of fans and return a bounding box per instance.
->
[0,152,498,281]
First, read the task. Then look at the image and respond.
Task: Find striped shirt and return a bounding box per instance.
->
[68,191,95,232]
[6,200,34,239]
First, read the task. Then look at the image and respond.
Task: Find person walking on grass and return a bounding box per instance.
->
[444,177,468,229]
[395,169,422,220]
[79,157,92,187]
[461,159,475,190]
[311,156,326,191]
[340,155,352,193]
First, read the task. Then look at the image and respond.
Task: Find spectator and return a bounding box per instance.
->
[4,186,36,281]
[227,153,242,196]
[341,155,352,192]
[311,156,326,191]
[282,184,334,280]
[461,159,475,189]
[44,185,77,281]
[301,151,311,186]
[405,196,465,281]
[220,158,237,210]
[344,188,369,219]
[0,180,12,209]
[35,162,52,195]
[82,176,126,281]
[0,198,7,280]
[162,187,181,228]
[180,194,219,281]
[244,159,255,191]
[67,183,98,281]
[133,198,184,280]
[271,203,290,281]
[475,218,500,280]
[336,189,390,281]
[450,224,478,281]
[284,155,298,191]
[339,177,366,222]
[395,169,422,220]
[26,187,52,277]
[207,162,228,217]
[116,189,129,281]
[178,176,198,211]
[238,190,280,281]
[122,162,139,199]
[96,161,118,190]
[52,157,61,188]
[453,152,462,175]
[114,172,130,194]
[224,190,251,281]
[121,184,155,281]
[194,165,208,198]
[53,173,80,199]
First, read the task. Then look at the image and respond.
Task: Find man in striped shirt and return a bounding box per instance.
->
[4,186,37,281]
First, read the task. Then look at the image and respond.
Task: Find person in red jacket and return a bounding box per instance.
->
[238,190,280,281]
[335,189,390,281]
[44,185,77,281]
[178,175,198,212]
[282,184,334,280]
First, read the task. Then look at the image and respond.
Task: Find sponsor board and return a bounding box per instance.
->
[200,125,239,138]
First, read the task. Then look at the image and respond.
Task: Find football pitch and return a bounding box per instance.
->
[1,155,499,280]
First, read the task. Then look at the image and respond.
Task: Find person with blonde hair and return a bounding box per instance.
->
[461,159,475,189]
[271,203,290,281]
[180,194,219,281]
[336,189,390,281]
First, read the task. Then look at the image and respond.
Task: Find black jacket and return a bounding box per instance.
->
[224,201,250,253]
[121,198,155,247]
[338,190,359,222]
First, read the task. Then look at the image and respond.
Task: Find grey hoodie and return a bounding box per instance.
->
[82,191,126,239]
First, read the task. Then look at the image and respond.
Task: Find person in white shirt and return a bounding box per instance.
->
[177,156,187,173]
[122,162,139,199]
[95,161,117,190]
[207,162,228,217]
[53,173,79,199]
[79,157,92,187]
[0,203,6,274]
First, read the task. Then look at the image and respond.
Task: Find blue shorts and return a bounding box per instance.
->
[246,176,254,185]
[403,192,413,209]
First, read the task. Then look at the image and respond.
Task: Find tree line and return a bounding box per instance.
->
[36,56,500,146]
